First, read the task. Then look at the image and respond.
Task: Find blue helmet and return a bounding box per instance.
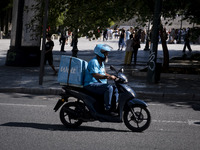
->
[94,44,112,58]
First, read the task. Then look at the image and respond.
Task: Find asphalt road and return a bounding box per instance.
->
[0,93,200,150]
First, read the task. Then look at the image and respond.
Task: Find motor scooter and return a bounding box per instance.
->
[54,65,151,132]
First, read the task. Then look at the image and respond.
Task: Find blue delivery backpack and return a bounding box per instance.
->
[58,55,88,87]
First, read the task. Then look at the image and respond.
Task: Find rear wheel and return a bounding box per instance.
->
[60,102,83,128]
[123,104,151,132]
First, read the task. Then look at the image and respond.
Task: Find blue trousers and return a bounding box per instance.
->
[118,38,125,49]
[84,83,118,110]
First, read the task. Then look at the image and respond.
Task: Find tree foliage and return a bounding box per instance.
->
[30,0,199,38]
[2,0,200,36]
[61,0,122,38]
[0,0,13,34]
[0,0,13,13]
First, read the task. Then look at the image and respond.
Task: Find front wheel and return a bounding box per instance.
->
[123,104,151,132]
[60,102,83,128]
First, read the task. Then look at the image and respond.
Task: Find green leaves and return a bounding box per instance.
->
[30,0,199,37]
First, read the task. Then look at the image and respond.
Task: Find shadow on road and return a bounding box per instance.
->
[0,122,130,132]
[146,98,200,111]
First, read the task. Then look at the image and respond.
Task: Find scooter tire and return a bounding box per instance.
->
[60,102,83,128]
[123,104,151,132]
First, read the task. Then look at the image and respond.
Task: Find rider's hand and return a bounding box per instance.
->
[108,75,116,80]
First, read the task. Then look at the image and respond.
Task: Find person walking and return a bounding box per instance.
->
[45,34,57,75]
[183,29,192,53]
[103,29,108,41]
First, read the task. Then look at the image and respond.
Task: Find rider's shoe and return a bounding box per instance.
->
[104,110,118,116]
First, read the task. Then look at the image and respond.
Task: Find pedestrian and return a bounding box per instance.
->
[132,31,141,65]
[114,29,119,39]
[174,29,179,43]
[103,29,108,41]
[125,29,131,41]
[110,28,113,39]
[177,28,182,44]
[182,28,186,41]
[124,36,133,65]
[84,44,119,115]
[168,28,175,44]
[118,29,125,51]
[45,34,57,75]
[183,29,192,53]
[140,29,146,43]
[107,28,112,40]
[59,33,66,52]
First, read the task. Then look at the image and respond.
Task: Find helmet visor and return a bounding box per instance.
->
[100,50,108,54]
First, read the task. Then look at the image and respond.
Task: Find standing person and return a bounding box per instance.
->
[183,29,192,53]
[125,29,131,41]
[110,28,113,39]
[169,28,175,44]
[124,36,133,65]
[132,31,141,65]
[45,34,57,75]
[114,29,119,39]
[84,44,119,115]
[59,33,66,52]
[174,29,179,43]
[118,29,125,51]
[177,28,182,44]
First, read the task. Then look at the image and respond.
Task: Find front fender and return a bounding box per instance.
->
[127,98,148,107]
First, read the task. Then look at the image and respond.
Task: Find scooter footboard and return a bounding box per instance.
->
[127,98,148,107]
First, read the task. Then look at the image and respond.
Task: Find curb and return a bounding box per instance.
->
[132,70,200,80]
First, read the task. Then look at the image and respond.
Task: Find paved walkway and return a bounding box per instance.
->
[0,38,200,102]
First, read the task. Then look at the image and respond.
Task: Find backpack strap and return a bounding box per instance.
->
[67,57,72,85]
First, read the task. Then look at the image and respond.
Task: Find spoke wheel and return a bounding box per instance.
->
[60,102,83,128]
[123,104,151,132]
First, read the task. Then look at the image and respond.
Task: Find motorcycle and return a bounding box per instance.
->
[54,65,151,132]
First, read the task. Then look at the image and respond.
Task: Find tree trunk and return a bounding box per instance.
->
[71,29,78,57]
[146,0,162,83]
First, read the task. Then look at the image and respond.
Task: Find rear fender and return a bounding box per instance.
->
[53,99,65,112]
[53,92,71,112]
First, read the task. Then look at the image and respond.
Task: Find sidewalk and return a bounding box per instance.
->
[0,38,200,101]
